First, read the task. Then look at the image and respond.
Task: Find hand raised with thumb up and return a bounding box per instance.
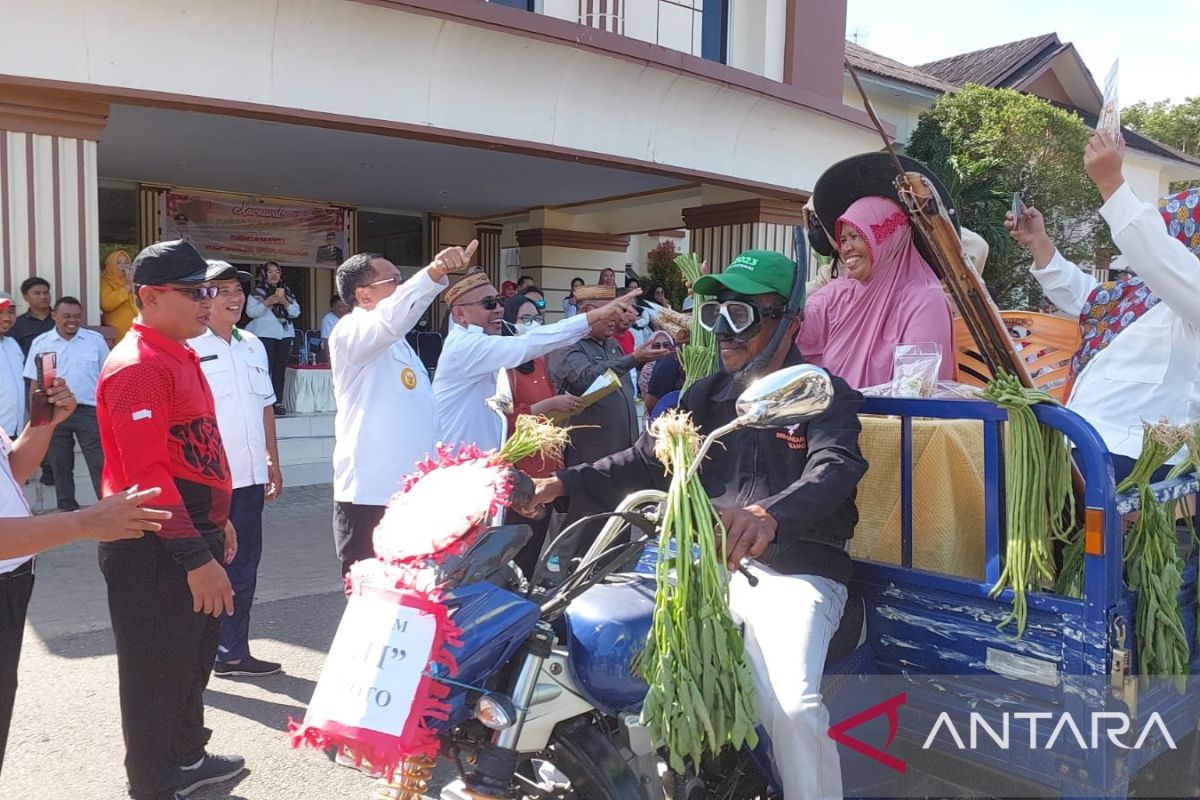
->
[429,240,479,281]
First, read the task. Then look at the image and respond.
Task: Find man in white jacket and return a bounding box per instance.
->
[328,243,474,576]
[1008,131,1200,481]
[433,269,639,452]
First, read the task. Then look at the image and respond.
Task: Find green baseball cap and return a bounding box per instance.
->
[692,250,796,300]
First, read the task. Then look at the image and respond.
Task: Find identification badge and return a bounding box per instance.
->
[400,368,418,390]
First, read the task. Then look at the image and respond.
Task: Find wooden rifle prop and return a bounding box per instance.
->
[845,63,1085,497]
[845,63,1035,388]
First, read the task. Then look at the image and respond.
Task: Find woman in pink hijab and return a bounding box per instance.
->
[796,196,954,388]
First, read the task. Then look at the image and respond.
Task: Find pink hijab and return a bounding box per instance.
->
[796,196,954,388]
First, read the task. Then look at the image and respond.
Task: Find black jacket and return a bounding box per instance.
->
[558,350,866,584]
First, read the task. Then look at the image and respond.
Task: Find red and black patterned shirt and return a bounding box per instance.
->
[97,321,232,569]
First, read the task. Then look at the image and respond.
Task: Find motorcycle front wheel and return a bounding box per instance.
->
[516,717,651,800]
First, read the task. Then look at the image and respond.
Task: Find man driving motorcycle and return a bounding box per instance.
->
[524,250,866,798]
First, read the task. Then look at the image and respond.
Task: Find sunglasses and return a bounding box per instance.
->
[366,275,402,289]
[531,298,547,310]
[696,300,784,334]
[161,285,220,301]
[454,295,504,311]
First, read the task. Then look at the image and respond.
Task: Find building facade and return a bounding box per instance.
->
[0,0,889,328]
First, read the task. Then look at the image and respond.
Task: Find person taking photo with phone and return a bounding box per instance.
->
[245,261,300,416]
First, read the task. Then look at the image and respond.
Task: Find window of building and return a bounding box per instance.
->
[356,211,425,271]
[488,0,535,10]
[701,0,729,64]
[99,183,139,249]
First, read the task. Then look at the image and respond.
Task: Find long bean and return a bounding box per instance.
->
[979,374,1076,633]
[674,253,718,394]
[1119,424,1189,691]
[641,411,758,773]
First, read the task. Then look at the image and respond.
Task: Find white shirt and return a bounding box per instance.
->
[0,337,25,437]
[245,289,301,340]
[434,314,591,452]
[1032,182,1200,461]
[321,311,341,341]
[0,430,34,575]
[330,268,447,506]
[189,327,276,489]
[23,327,109,406]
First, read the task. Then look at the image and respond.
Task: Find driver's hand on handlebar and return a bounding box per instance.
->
[718,505,777,571]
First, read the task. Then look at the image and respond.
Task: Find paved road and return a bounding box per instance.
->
[1,485,454,800]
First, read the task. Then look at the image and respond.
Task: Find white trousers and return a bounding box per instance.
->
[729,564,847,800]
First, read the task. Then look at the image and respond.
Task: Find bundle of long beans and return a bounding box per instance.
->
[1117,421,1190,691]
[639,411,758,773]
[979,374,1076,633]
[674,253,718,395]
[1167,422,1200,652]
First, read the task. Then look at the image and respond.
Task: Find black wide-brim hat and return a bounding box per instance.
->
[811,152,959,266]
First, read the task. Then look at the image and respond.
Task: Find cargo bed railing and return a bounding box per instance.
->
[857,397,1126,636]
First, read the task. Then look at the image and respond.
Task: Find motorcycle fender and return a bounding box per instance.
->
[515,649,596,752]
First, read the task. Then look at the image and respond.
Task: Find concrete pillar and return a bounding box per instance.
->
[0,86,108,324]
[515,228,630,320]
[682,198,805,274]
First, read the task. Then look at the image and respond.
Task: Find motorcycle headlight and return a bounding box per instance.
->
[474,693,516,731]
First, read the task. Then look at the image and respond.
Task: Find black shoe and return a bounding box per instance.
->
[57,502,80,512]
[177,752,246,796]
[273,403,287,417]
[213,655,282,678]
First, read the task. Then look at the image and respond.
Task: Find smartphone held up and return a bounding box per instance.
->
[29,351,57,427]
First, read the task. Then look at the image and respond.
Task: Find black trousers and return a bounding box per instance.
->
[47,403,104,509]
[0,561,34,776]
[508,510,552,582]
[262,336,291,406]
[333,502,385,577]
[99,535,222,800]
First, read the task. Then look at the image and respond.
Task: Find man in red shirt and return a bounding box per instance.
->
[97,239,243,800]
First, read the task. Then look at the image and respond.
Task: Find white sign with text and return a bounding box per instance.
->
[306,593,437,736]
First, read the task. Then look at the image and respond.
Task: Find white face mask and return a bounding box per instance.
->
[514,320,542,335]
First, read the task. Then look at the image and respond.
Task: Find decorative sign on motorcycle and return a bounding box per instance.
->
[290,416,568,780]
[294,583,457,771]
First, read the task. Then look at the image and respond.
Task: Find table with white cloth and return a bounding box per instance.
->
[284,365,337,413]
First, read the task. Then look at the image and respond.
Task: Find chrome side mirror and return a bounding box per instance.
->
[687,364,834,482]
[734,364,834,428]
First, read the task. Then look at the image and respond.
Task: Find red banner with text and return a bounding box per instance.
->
[161,190,348,268]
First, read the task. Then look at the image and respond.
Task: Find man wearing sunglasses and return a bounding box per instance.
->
[523,250,867,799]
[433,270,638,453]
[328,243,475,579]
[96,239,248,799]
